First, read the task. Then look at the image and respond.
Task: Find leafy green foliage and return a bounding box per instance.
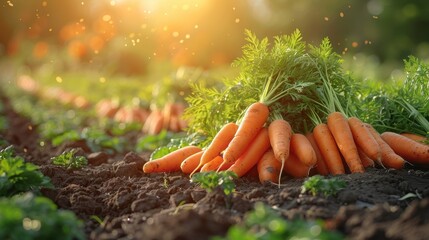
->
[0,116,7,132]
[51,149,88,169]
[0,146,53,197]
[0,192,85,240]
[213,202,343,240]
[184,30,359,145]
[136,129,186,152]
[150,132,205,160]
[360,56,429,136]
[80,126,126,153]
[301,175,346,197]
[191,171,237,196]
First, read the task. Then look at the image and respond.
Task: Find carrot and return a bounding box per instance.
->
[162,102,174,129]
[327,112,364,173]
[381,131,429,165]
[357,147,375,168]
[282,152,311,178]
[190,122,238,177]
[180,151,204,174]
[400,133,428,143]
[169,115,180,133]
[257,149,282,183]
[143,146,202,173]
[227,128,271,177]
[200,156,233,172]
[290,133,317,167]
[142,110,158,133]
[222,102,269,167]
[366,125,405,169]
[306,132,329,176]
[268,119,292,163]
[348,117,382,164]
[313,123,345,175]
[148,111,164,135]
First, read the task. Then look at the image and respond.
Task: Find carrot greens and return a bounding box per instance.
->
[184,30,359,146]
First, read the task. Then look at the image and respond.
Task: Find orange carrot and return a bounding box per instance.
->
[306,132,329,176]
[222,102,269,166]
[366,125,405,169]
[191,122,238,177]
[348,117,382,164]
[162,102,174,129]
[327,112,364,173]
[313,123,345,175]
[257,149,282,183]
[180,151,204,174]
[143,146,202,173]
[381,131,429,165]
[268,119,292,163]
[142,110,159,133]
[148,111,164,135]
[200,156,233,172]
[169,115,180,132]
[357,147,375,168]
[227,128,271,177]
[282,152,311,178]
[290,133,317,167]
[400,133,428,143]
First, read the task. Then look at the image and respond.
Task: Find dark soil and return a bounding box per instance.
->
[1,95,429,240]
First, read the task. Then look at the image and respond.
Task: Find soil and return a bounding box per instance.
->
[1,95,429,240]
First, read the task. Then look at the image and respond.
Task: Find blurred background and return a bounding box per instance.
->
[1,0,429,83]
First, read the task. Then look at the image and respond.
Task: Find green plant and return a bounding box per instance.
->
[213,202,343,240]
[0,146,53,197]
[80,126,126,154]
[191,171,237,196]
[301,175,346,197]
[136,129,186,152]
[0,192,85,240]
[150,132,205,160]
[360,56,429,137]
[51,149,88,170]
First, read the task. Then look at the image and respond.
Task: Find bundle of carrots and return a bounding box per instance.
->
[95,99,188,134]
[141,102,188,135]
[143,105,429,184]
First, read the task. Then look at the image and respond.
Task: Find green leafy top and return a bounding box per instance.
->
[360,56,429,136]
[213,202,344,240]
[51,149,88,170]
[191,171,237,196]
[0,192,85,240]
[0,146,53,197]
[301,175,346,197]
[184,30,359,146]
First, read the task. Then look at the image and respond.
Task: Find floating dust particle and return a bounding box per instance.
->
[172,31,179,37]
[42,1,47,7]
[7,1,13,6]
[163,26,168,31]
[340,12,344,17]
[324,17,329,21]
[110,0,116,6]
[103,15,111,22]
[49,28,52,32]
[373,15,379,19]
[194,24,199,29]
[40,141,45,147]
[185,34,190,39]
[56,76,63,83]
[28,125,33,130]
[235,18,240,23]
[352,42,358,48]
[182,4,189,10]
[99,77,106,83]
